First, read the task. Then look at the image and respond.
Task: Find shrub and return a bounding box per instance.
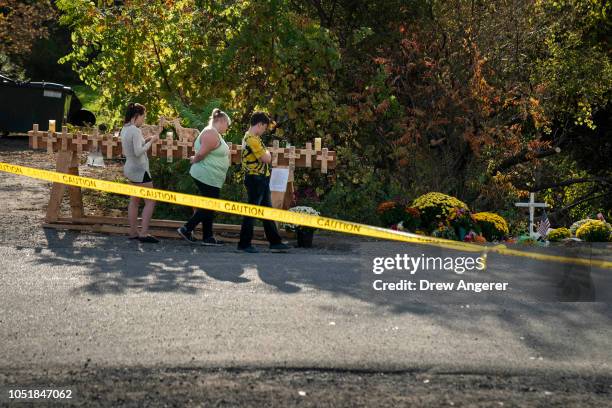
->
[376,202,422,231]
[318,170,404,226]
[473,212,509,241]
[547,227,571,242]
[576,220,612,242]
[412,192,469,230]
[403,207,421,232]
[377,201,405,227]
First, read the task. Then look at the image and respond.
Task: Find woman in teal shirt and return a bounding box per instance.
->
[177,108,231,245]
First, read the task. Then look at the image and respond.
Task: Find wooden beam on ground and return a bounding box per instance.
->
[42,222,271,245]
[51,216,291,238]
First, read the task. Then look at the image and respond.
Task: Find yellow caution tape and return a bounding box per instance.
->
[1,161,610,269]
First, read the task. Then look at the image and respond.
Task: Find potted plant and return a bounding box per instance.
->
[284,206,321,248]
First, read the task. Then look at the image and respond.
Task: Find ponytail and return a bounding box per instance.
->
[208,108,231,127]
[124,103,146,124]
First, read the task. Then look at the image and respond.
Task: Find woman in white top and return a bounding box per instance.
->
[120,103,159,243]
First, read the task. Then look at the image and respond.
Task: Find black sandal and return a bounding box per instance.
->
[138,235,160,243]
[128,235,140,240]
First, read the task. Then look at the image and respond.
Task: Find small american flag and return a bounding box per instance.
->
[537,210,551,239]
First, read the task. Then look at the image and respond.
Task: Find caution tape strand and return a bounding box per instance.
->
[0,161,610,269]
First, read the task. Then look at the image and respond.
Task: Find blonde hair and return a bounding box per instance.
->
[208,108,231,127]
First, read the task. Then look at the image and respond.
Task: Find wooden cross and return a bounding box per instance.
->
[316,148,330,173]
[271,140,281,167]
[286,146,299,182]
[228,142,240,164]
[89,128,102,153]
[30,124,40,149]
[161,138,179,162]
[177,137,192,159]
[45,129,58,154]
[301,142,315,168]
[72,131,89,155]
[102,134,119,158]
[60,126,70,151]
[515,192,549,238]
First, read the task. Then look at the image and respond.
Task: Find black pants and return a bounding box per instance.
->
[238,174,282,248]
[184,177,220,239]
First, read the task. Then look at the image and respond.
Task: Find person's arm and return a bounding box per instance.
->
[246,136,271,164]
[132,129,154,157]
[190,129,220,164]
[260,150,272,164]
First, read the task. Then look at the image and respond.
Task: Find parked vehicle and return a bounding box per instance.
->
[0,74,95,136]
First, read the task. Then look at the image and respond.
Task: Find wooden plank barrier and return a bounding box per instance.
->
[27,118,336,241]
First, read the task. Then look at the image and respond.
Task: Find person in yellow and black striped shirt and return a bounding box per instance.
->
[237,112,290,253]
[241,131,270,177]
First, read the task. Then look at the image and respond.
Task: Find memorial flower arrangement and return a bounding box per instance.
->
[575,220,612,242]
[463,230,487,243]
[448,207,476,229]
[547,227,571,242]
[284,206,320,232]
[447,207,479,239]
[412,192,469,230]
[472,212,509,241]
[569,218,593,236]
[284,206,321,248]
[570,216,611,238]
[431,222,458,240]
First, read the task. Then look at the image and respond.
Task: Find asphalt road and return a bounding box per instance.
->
[0,234,611,406]
[1,234,611,376]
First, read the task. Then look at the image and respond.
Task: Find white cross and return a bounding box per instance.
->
[515,192,549,238]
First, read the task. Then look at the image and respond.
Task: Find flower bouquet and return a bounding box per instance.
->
[284,206,321,247]
[448,207,479,240]
[431,223,459,241]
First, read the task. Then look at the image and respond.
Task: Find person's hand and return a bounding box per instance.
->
[150,135,159,143]
[189,155,196,164]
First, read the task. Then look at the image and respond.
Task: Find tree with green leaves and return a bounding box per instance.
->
[0,0,55,77]
[57,0,342,143]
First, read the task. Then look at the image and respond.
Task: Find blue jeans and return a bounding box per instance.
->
[238,174,282,248]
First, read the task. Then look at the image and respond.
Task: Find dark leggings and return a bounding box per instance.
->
[183,177,220,239]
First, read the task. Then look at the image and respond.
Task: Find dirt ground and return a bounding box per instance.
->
[1,367,611,407]
[0,136,127,245]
